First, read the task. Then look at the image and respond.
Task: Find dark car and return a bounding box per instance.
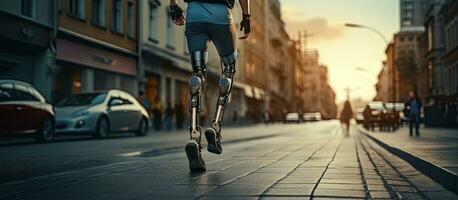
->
[0,80,55,142]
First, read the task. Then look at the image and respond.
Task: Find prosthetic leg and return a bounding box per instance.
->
[185,51,208,172]
[205,52,237,154]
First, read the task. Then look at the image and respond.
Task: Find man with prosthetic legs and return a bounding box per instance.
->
[169,0,251,172]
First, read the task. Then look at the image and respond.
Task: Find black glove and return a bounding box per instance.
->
[170,4,184,21]
[240,14,251,35]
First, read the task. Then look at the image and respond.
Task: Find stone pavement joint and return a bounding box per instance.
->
[359,133,458,199]
[308,139,344,199]
[359,126,458,194]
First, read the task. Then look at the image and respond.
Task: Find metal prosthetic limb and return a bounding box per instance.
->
[210,52,237,134]
[189,51,208,143]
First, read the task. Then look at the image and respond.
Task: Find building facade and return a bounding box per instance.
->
[301,50,336,118]
[442,0,458,96]
[400,0,429,30]
[0,0,56,99]
[264,0,292,120]
[54,0,139,103]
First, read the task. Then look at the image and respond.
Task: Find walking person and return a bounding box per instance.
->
[152,97,164,131]
[340,100,353,134]
[175,102,184,129]
[404,91,422,136]
[362,105,372,130]
[169,0,251,171]
[165,102,175,131]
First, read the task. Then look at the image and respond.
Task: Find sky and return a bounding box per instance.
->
[280,0,400,103]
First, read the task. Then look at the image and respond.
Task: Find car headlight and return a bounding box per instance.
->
[74,110,91,117]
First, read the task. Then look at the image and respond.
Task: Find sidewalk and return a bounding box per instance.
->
[359,125,458,193]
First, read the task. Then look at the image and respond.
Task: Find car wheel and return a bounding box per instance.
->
[135,118,148,136]
[94,116,109,139]
[35,118,54,143]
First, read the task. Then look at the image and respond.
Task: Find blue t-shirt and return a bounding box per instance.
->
[186,2,233,25]
[409,100,420,115]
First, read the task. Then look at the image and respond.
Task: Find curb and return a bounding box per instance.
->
[358,127,458,194]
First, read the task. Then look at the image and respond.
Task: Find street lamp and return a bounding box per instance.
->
[345,23,395,109]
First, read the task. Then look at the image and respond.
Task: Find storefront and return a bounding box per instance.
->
[53,38,137,103]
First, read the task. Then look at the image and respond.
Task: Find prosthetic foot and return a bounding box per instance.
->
[186,51,208,172]
[205,52,237,155]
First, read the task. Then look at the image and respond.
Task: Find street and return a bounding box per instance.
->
[0,121,456,200]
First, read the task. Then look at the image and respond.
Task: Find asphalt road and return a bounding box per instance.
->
[0,121,456,199]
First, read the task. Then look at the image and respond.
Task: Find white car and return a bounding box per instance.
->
[303,112,321,122]
[55,89,150,138]
[284,113,301,123]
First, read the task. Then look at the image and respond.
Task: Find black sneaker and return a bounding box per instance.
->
[185,140,206,172]
[205,128,222,154]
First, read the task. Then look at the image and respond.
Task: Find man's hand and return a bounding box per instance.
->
[239,14,251,40]
[170,4,185,26]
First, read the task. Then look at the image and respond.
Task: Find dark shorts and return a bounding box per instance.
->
[185,22,236,57]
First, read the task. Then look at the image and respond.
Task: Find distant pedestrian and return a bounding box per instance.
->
[152,97,164,131]
[340,100,353,134]
[362,105,372,130]
[137,91,151,111]
[264,110,270,126]
[175,102,184,129]
[404,91,422,136]
[165,102,175,131]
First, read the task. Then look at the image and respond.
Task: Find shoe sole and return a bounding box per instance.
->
[185,141,206,172]
[205,129,222,154]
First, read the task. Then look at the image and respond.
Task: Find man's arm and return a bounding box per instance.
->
[238,0,251,39]
[238,0,250,15]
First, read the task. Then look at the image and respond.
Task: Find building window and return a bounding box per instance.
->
[148,3,158,41]
[427,24,433,51]
[92,0,105,26]
[127,1,135,38]
[167,10,175,49]
[21,0,35,18]
[112,0,123,33]
[69,0,85,19]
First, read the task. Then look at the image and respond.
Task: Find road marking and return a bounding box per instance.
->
[118,151,142,157]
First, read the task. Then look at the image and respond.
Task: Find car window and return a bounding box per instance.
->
[109,97,124,106]
[0,83,16,102]
[14,84,35,101]
[58,93,107,106]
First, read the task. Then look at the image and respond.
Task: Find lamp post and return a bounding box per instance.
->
[345,23,396,109]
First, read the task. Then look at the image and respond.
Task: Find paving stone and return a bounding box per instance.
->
[313,188,366,198]
[204,185,269,196]
[367,184,388,191]
[317,183,364,190]
[369,191,391,199]
[365,178,384,185]
[264,187,314,196]
[320,178,363,184]
[393,186,418,193]
[271,183,315,189]
[386,180,411,186]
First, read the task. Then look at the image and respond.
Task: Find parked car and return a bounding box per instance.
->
[355,107,365,124]
[55,89,149,138]
[284,113,301,123]
[0,80,55,142]
[303,112,322,122]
